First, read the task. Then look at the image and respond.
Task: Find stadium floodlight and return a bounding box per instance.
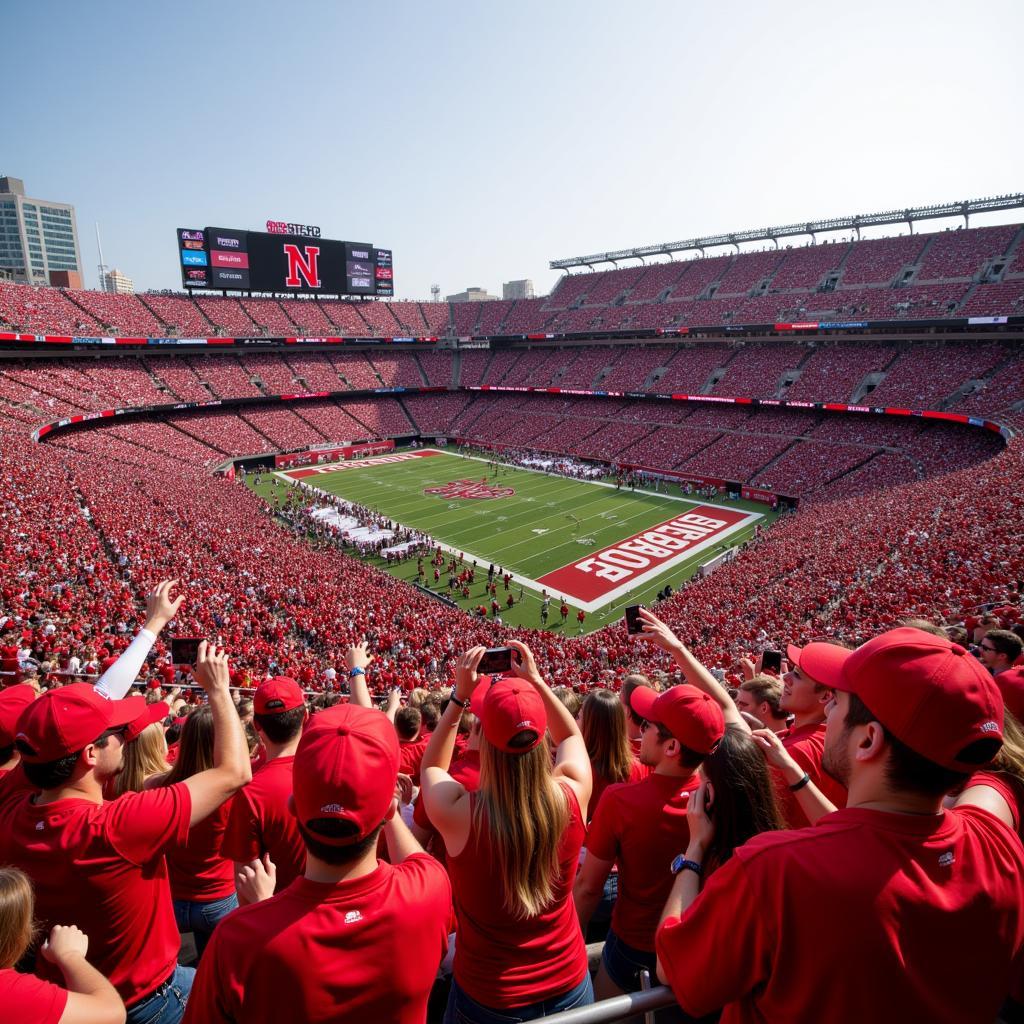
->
[549,192,1024,269]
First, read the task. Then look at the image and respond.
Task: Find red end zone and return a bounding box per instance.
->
[537,505,757,611]
[281,449,443,480]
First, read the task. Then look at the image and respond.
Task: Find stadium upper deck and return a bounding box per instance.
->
[1,221,1022,338]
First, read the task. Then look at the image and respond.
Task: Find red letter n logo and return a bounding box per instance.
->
[283,244,321,288]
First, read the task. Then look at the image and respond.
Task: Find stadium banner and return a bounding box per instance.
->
[536,505,761,611]
[741,486,780,506]
[274,440,395,468]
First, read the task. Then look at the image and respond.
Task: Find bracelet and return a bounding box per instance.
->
[349,666,365,678]
[445,695,472,713]
[789,772,811,792]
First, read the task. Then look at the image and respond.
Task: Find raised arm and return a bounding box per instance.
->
[508,640,592,817]
[750,728,836,825]
[183,642,252,827]
[94,579,184,700]
[635,608,749,734]
[345,642,373,709]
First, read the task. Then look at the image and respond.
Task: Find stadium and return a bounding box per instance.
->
[2,5,1024,1023]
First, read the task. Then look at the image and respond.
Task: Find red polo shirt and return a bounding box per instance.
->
[586,771,699,950]
[0,784,191,1007]
[222,755,305,892]
[182,854,452,1024]
[656,806,1024,1023]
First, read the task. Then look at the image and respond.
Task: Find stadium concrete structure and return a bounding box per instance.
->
[0,205,1022,685]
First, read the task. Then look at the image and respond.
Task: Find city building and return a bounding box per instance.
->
[102,268,134,294]
[0,176,82,286]
[503,278,534,300]
[446,286,499,303]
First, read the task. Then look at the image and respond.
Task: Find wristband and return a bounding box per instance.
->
[349,666,365,678]
[445,695,472,713]
[670,854,703,877]
[789,772,811,792]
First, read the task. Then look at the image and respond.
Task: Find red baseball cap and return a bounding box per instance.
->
[995,667,1024,725]
[0,685,38,747]
[786,642,851,689]
[630,684,725,756]
[15,684,147,762]
[833,627,1004,771]
[254,676,305,716]
[471,677,547,754]
[293,704,399,845]
[124,701,171,743]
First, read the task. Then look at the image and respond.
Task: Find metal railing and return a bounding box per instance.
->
[541,969,679,1024]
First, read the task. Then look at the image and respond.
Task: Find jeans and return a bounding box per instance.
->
[444,973,594,1023]
[602,927,658,993]
[173,892,238,960]
[126,965,194,1024]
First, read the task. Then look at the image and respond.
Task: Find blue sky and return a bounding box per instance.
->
[5,0,1023,298]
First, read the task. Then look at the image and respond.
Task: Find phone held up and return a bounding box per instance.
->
[624,605,645,636]
[761,648,783,674]
[170,637,202,667]
[478,647,514,675]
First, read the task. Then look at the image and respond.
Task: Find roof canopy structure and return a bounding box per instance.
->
[549,193,1024,270]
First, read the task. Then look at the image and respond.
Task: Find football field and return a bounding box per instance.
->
[259,449,774,634]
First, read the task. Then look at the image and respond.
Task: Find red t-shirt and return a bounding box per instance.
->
[588,756,649,824]
[166,797,235,902]
[0,785,191,1006]
[182,855,452,1024]
[586,771,699,951]
[412,749,481,867]
[776,721,847,828]
[656,806,1024,1023]
[0,969,68,1024]
[221,755,305,892]
[447,784,588,1007]
[398,736,429,786]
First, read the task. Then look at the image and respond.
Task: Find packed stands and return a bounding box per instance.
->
[195,297,258,336]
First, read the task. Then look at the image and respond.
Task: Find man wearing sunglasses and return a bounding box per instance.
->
[979,630,1023,677]
[0,641,251,1024]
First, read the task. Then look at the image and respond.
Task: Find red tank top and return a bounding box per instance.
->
[448,783,588,1008]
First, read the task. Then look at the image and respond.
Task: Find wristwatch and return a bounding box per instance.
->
[670,854,703,877]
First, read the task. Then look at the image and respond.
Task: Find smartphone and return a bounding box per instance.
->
[478,647,513,674]
[624,605,645,635]
[761,648,783,673]
[170,637,202,667]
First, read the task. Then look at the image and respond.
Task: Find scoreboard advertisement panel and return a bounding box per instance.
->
[176,227,394,297]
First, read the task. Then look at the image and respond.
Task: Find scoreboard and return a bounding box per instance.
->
[176,227,394,297]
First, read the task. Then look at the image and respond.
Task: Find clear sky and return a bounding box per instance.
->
[4,0,1023,299]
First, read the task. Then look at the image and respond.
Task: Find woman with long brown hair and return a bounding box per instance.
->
[152,707,238,959]
[108,703,170,797]
[0,867,125,1023]
[580,686,647,822]
[421,640,593,1023]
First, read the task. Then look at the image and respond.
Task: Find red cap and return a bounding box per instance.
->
[834,628,1004,771]
[15,684,147,762]
[0,685,38,747]
[786,642,851,688]
[254,676,305,716]
[293,704,399,845]
[124,701,170,743]
[995,667,1024,724]
[630,685,725,756]
[471,677,547,754]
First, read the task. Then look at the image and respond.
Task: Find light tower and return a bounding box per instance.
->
[95,223,108,292]
[431,283,440,303]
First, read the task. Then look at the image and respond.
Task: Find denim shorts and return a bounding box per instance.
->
[443,973,593,1024]
[602,926,658,993]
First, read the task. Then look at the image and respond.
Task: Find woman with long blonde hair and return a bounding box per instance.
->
[0,866,125,1023]
[109,704,171,797]
[421,640,593,1023]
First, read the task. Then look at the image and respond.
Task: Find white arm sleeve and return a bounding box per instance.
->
[93,628,158,700]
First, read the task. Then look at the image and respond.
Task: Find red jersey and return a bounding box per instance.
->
[586,771,699,950]
[183,855,452,1024]
[447,785,588,1007]
[0,785,191,1006]
[166,797,235,902]
[656,806,1024,1023]
[588,756,649,823]
[776,721,847,827]
[0,970,67,1024]
[222,755,305,892]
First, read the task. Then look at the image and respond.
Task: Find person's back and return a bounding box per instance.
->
[448,783,585,1006]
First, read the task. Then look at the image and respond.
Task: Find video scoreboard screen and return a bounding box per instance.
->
[176,227,394,297]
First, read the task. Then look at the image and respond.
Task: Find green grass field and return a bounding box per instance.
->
[249,448,775,634]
